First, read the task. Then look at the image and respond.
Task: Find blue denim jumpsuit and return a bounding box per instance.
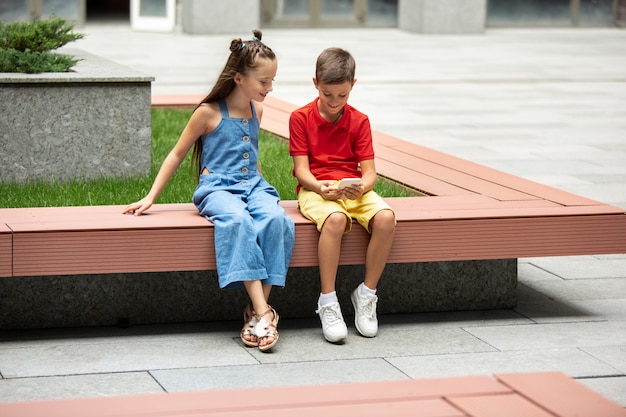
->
[192,99,295,289]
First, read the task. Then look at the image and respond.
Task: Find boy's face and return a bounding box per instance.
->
[313,78,356,122]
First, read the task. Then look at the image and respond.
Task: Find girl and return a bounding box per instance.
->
[123,30,294,352]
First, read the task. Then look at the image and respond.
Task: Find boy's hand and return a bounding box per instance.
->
[340,182,364,200]
[319,181,364,200]
[319,181,342,201]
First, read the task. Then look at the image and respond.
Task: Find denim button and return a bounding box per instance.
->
[242,119,248,125]
[243,136,249,142]
[242,180,248,185]
[242,167,248,174]
[243,152,249,159]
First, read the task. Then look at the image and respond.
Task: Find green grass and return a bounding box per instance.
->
[0,108,416,208]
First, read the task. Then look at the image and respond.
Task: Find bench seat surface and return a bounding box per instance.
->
[1,95,624,277]
[0,372,624,417]
[2,196,625,277]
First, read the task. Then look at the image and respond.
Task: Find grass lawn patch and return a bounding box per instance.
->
[0,109,417,208]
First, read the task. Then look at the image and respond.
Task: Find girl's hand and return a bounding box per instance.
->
[122,197,154,216]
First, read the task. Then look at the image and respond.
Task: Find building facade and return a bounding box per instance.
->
[1,0,625,33]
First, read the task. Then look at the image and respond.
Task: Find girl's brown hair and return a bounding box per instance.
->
[191,30,275,178]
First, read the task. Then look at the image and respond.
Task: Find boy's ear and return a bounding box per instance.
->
[352,78,357,88]
[312,77,318,88]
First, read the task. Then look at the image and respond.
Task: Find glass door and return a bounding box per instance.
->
[130,0,175,31]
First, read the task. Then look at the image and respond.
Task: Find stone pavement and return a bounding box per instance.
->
[0,25,624,406]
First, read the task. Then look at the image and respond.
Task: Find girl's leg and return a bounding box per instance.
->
[197,190,268,288]
[263,283,272,301]
[240,283,274,347]
[244,280,270,316]
[247,184,295,287]
[243,280,278,350]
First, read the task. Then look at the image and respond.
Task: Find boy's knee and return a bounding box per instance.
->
[371,209,395,232]
[322,212,349,234]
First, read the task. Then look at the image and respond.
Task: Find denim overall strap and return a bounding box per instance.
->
[218,98,229,118]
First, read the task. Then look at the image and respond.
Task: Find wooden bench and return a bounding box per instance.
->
[0,372,624,417]
[2,96,624,279]
[2,98,624,414]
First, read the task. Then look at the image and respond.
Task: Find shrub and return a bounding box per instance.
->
[0,16,84,73]
[0,48,80,73]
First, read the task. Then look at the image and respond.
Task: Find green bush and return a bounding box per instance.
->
[0,48,79,73]
[0,16,84,52]
[0,16,84,73]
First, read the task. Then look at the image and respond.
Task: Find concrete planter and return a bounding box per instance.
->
[0,260,516,329]
[0,49,154,183]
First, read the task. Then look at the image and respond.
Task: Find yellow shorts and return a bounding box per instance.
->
[297,187,394,234]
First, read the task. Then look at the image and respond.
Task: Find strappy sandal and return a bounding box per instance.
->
[253,306,279,352]
[240,303,258,347]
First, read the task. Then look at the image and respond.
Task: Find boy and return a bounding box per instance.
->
[289,47,396,343]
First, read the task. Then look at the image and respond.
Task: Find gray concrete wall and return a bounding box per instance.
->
[182,0,260,34]
[399,0,486,34]
[0,260,516,329]
[0,49,153,183]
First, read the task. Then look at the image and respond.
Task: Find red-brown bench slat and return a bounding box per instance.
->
[374,145,539,201]
[373,131,603,207]
[0,375,510,417]
[6,199,626,276]
[0,373,622,417]
[375,158,473,196]
[449,393,557,417]
[496,372,626,417]
[0,224,12,277]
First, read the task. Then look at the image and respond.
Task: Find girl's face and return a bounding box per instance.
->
[313,79,355,122]
[236,57,277,102]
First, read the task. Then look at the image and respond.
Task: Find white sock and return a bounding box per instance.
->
[318,291,338,307]
[359,282,377,297]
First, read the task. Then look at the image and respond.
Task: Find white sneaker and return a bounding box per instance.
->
[350,288,378,337]
[316,302,348,343]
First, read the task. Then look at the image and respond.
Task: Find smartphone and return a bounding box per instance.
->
[337,178,361,189]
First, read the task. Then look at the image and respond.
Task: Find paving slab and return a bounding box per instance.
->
[581,345,626,373]
[386,348,622,379]
[464,321,626,351]
[0,373,162,403]
[0,331,257,378]
[244,324,497,364]
[527,257,626,280]
[522,278,626,302]
[152,358,408,392]
[579,376,626,407]
[514,292,626,324]
[518,262,562,282]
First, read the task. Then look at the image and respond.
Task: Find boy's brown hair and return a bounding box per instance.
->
[315,47,355,84]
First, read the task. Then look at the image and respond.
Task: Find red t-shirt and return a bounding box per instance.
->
[289,98,374,192]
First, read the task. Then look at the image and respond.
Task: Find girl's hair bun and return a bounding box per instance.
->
[230,38,244,52]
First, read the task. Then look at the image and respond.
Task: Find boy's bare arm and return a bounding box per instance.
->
[358,159,377,193]
[293,155,340,200]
